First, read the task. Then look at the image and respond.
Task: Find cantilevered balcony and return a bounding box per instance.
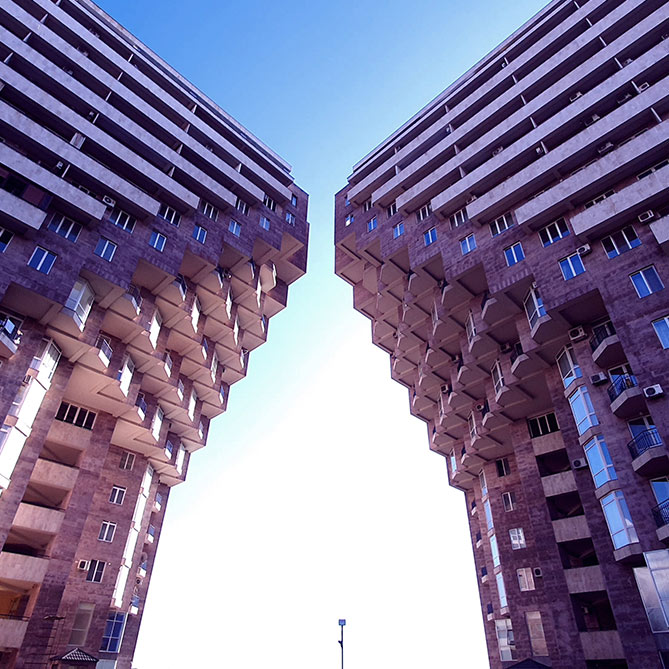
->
[0,616,29,649]
[628,429,667,476]
[607,374,644,417]
[589,323,623,368]
[652,499,669,543]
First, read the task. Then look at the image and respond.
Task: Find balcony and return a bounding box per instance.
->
[12,502,64,536]
[0,616,29,649]
[607,374,644,418]
[0,328,19,359]
[30,458,79,491]
[652,499,669,543]
[580,630,624,661]
[0,551,48,587]
[565,566,605,594]
[628,429,668,476]
[553,515,591,543]
[589,327,623,368]
[542,470,577,497]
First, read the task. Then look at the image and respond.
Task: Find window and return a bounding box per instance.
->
[637,158,669,179]
[468,412,477,440]
[148,310,162,348]
[502,492,517,512]
[490,213,513,237]
[55,401,96,429]
[176,443,186,474]
[363,199,372,212]
[584,189,615,208]
[148,231,166,252]
[393,222,404,239]
[524,285,546,329]
[28,247,56,274]
[528,412,559,438]
[417,203,432,221]
[517,568,535,591]
[191,297,201,332]
[119,452,135,470]
[496,458,511,477]
[291,194,298,207]
[525,612,548,656]
[504,242,525,266]
[0,313,21,341]
[98,521,116,542]
[479,470,488,497]
[65,279,95,329]
[490,534,500,567]
[366,217,377,232]
[510,528,526,550]
[68,603,95,645]
[495,619,515,662]
[631,266,664,298]
[100,611,126,653]
[568,386,599,435]
[229,220,241,237]
[192,225,207,244]
[285,212,296,225]
[539,218,569,246]
[110,209,135,233]
[387,201,397,217]
[345,214,354,226]
[94,237,117,262]
[86,559,105,583]
[601,490,638,549]
[634,550,669,632]
[235,197,249,215]
[491,361,505,395]
[602,226,640,258]
[158,203,180,226]
[484,499,494,531]
[0,227,13,252]
[496,572,508,608]
[653,316,669,349]
[461,233,476,255]
[263,194,276,211]
[109,485,126,505]
[202,201,218,220]
[449,208,468,229]
[188,388,197,421]
[260,216,271,230]
[584,436,617,487]
[465,311,476,344]
[48,214,81,242]
[557,345,582,388]
[151,406,164,441]
[2,174,27,197]
[559,252,585,280]
[423,227,437,246]
[117,356,135,395]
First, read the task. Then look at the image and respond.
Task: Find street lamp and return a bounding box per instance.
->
[338,619,346,669]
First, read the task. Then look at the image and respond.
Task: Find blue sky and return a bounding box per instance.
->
[95,0,548,666]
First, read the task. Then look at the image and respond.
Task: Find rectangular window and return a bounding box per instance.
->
[557,345,582,388]
[559,253,585,280]
[584,435,617,488]
[510,527,526,550]
[68,603,95,645]
[291,194,298,207]
[601,490,638,549]
[65,279,95,329]
[527,412,559,438]
[631,266,664,298]
[109,485,126,505]
[119,452,135,470]
[496,458,511,477]
[148,311,162,349]
[48,214,81,242]
[653,316,669,349]
[584,189,615,208]
[158,203,180,226]
[479,470,488,497]
[235,197,249,215]
[524,286,546,329]
[539,218,569,246]
[345,214,354,226]
[110,209,135,233]
[637,158,669,179]
[86,559,105,583]
[94,237,117,262]
[465,311,476,344]
[460,233,476,255]
[193,225,207,244]
[363,199,372,212]
[634,551,669,632]
[517,568,535,591]
[423,227,437,246]
[366,216,377,233]
[525,611,548,656]
[502,491,517,512]
[504,242,525,266]
[98,521,116,542]
[602,226,640,258]
[263,194,276,211]
[229,220,241,237]
[496,572,508,608]
[568,386,599,435]
[260,216,271,230]
[450,208,468,229]
[28,247,57,274]
[417,203,432,221]
[491,361,505,395]
[55,401,96,430]
[490,213,513,237]
[484,499,494,531]
[202,201,218,220]
[393,222,404,238]
[285,212,296,225]
[490,534,500,568]
[149,231,166,252]
[117,356,135,395]
[0,227,13,252]
[495,619,515,661]
[100,611,126,653]
[387,201,397,217]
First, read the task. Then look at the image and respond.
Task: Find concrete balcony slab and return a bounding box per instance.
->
[580,630,624,660]
[0,617,28,649]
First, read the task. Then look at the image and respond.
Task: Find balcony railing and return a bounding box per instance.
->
[652,499,669,528]
[628,428,663,459]
[607,374,638,402]
[510,341,523,365]
[590,322,616,351]
[135,394,147,418]
[96,336,113,364]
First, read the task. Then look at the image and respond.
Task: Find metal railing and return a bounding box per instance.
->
[590,322,616,351]
[96,336,113,361]
[607,374,638,402]
[628,428,663,459]
[652,499,669,528]
[510,341,523,365]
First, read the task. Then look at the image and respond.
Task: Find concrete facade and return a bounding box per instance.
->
[335,1,669,667]
[0,0,308,667]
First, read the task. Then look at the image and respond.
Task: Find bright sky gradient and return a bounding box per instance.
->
[95,1,548,666]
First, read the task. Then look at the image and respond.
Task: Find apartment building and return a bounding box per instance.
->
[0,0,308,667]
[335,0,669,667]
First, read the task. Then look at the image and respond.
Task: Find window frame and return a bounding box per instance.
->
[28,246,57,274]
[601,490,639,549]
[568,386,599,435]
[98,521,117,543]
[48,214,81,242]
[193,224,207,244]
[86,559,105,583]
[460,233,476,255]
[584,436,617,488]
[110,208,135,233]
[559,252,585,280]
[539,218,569,247]
[148,231,166,252]
[423,226,437,246]
[630,266,664,298]
[652,316,669,349]
[393,222,404,239]
[602,225,640,258]
[109,485,126,505]
[504,241,525,266]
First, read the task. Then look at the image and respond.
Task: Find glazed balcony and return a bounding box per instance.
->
[607,374,645,417]
[628,428,667,476]
[652,499,669,543]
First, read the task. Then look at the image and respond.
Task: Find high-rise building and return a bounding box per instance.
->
[335,1,669,667]
[0,1,308,667]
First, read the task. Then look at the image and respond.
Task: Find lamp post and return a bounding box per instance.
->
[338,619,346,669]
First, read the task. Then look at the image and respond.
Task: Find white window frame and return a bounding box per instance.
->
[584,189,615,208]
[496,572,508,608]
[202,201,218,220]
[286,211,296,225]
[48,214,81,242]
[539,218,569,246]
[502,492,517,512]
[460,233,476,255]
[652,316,669,349]
[229,219,242,237]
[148,310,162,348]
[263,194,276,212]
[524,286,546,329]
[393,222,404,238]
[387,201,397,217]
[465,311,477,344]
[28,246,57,274]
[490,213,513,237]
[491,360,505,395]
[110,208,135,232]
[504,242,524,266]
[0,226,13,252]
[601,490,638,549]
[559,252,585,280]
[528,412,559,438]
[484,499,494,531]
[86,559,105,583]
[584,435,617,488]
[568,386,599,435]
[98,521,116,542]
[118,356,135,396]
[630,266,664,298]
[65,279,95,330]
[109,485,126,505]
[495,619,515,662]
[367,216,377,232]
[119,452,134,471]
[490,534,500,567]
[193,224,207,244]
[556,345,582,388]
[509,527,526,550]
[423,226,437,246]
[517,567,535,591]
[235,197,249,215]
[450,208,468,229]
[417,203,432,221]
[149,231,166,252]
[158,203,180,226]
[602,225,640,258]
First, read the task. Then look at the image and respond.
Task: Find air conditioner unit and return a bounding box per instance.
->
[500,343,513,354]
[445,125,452,135]
[77,184,90,194]
[536,146,545,155]
[644,384,664,399]
[638,210,655,223]
[102,195,116,207]
[569,326,587,341]
[577,244,592,256]
[77,560,90,571]
[55,161,64,171]
[492,146,504,156]
[569,92,583,102]
[475,402,486,412]
[466,195,477,204]
[637,82,650,92]
[572,458,588,470]
[617,93,633,105]
[533,567,543,578]
[62,67,74,75]
[501,61,507,68]
[591,372,608,385]
[597,142,614,155]
[87,110,97,120]
[622,58,634,66]
[584,114,600,127]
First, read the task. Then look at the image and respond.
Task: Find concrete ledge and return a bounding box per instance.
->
[0,190,46,230]
[580,630,624,660]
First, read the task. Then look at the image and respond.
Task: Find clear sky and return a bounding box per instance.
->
[94,1,548,666]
